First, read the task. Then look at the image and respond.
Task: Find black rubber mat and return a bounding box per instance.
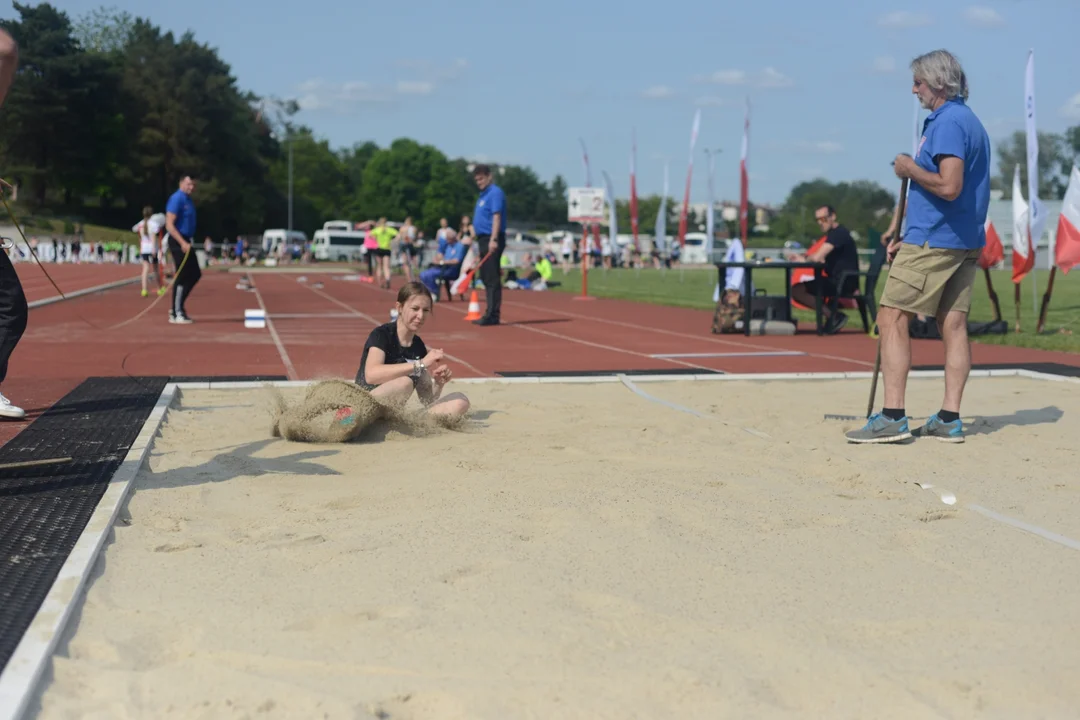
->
[0,376,169,675]
[912,362,1080,378]
[495,368,723,378]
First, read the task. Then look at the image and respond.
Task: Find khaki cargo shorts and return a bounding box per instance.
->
[880,242,980,317]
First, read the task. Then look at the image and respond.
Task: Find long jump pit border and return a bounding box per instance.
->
[1,367,1079,719]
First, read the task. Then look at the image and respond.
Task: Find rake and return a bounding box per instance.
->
[825,176,909,422]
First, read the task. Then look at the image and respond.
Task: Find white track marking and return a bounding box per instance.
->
[501,298,875,368]
[301,282,487,378]
[248,275,298,380]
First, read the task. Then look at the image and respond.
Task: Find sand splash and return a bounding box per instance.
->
[267,379,466,443]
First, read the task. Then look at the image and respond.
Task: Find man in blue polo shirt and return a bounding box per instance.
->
[164,175,201,324]
[847,49,990,445]
[419,228,467,299]
[471,164,507,326]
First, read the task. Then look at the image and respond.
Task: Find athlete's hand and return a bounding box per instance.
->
[422,349,444,368]
[432,365,452,385]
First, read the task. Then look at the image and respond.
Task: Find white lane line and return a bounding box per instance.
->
[0,384,177,720]
[247,274,298,381]
[618,374,771,440]
[650,351,806,359]
[301,283,488,378]
[501,298,875,368]
[27,276,142,309]
[968,504,1080,552]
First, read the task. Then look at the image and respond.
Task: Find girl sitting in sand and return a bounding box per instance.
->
[354,281,471,419]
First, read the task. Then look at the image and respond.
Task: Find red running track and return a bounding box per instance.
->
[14,262,141,304]
[2,267,1079,446]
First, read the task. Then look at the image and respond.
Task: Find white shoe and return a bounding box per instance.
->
[0,391,26,419]
[169,314,193,324]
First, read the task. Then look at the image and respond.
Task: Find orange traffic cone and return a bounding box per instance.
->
[463,291,483,321]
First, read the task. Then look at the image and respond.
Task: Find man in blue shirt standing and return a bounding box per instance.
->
[471,164,507,326]
[164,175,201,324]
[847,49,990,445]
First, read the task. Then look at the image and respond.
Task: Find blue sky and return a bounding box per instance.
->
[7,0,1080,206]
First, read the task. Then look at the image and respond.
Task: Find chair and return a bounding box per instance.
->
[834,242,888,334]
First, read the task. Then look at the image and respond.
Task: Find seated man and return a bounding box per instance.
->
[790,204,860,333]
[419,228,466,297]
[711,237,748,334]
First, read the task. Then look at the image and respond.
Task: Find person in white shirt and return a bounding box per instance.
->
[711,237,748,333]
[133,206,167,297]
[560,233,574,271]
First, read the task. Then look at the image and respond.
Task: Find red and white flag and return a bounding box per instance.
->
[739,98,750,243]
[676,109,702,248]
[1011,164,1035,283]
[1055,165,1080,275]
[979,219,1004,269]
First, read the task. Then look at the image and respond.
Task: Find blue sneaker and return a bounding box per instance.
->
[912,413,964,443]
[845,413,911,444]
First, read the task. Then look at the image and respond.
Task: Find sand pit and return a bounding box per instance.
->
[33,375,1080,719]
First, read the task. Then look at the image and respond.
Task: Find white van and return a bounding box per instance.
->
[680,232,712,264]
[262,229,308,254]
[311,228,369,262]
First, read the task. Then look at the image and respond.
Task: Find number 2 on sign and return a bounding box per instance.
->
[592,197,602,210]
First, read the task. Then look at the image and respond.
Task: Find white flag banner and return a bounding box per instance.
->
[1012,164,1030,258]
[601,170,617,249]
[1025,51,1047,251]
[705,150,716,260]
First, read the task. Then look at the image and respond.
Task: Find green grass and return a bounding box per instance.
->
[549,265,1080,354]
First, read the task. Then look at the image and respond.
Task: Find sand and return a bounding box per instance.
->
[33,375,1080,720]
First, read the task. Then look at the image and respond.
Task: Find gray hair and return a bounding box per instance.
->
[910,49,969,100]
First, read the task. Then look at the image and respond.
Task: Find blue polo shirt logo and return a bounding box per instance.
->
[903,98,991,251]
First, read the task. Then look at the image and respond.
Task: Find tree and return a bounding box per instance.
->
[995,130,1070,199]
[0,2,121,206]
[72,5,133,54]
[1064,125,1080,171]
[769,178,896,242]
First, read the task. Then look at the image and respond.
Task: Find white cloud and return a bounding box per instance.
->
[642,85,676,99]
[296,78,434,111]
[1062,92,1080,121]
[796,140,844,154]
[964,6,1004,27]
[703,70,747,85]
[694,96,724,107]
[396,57,469,81]
[698,67,793,89]
[397,80,434,95]
[758,67,794,88]
[872,56,897,74]
[878,11,932,28]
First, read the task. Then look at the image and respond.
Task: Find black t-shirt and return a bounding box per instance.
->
[355,322,428,387]
[824,225,860,296]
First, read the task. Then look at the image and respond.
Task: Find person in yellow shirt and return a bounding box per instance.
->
[371,217,398,289]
